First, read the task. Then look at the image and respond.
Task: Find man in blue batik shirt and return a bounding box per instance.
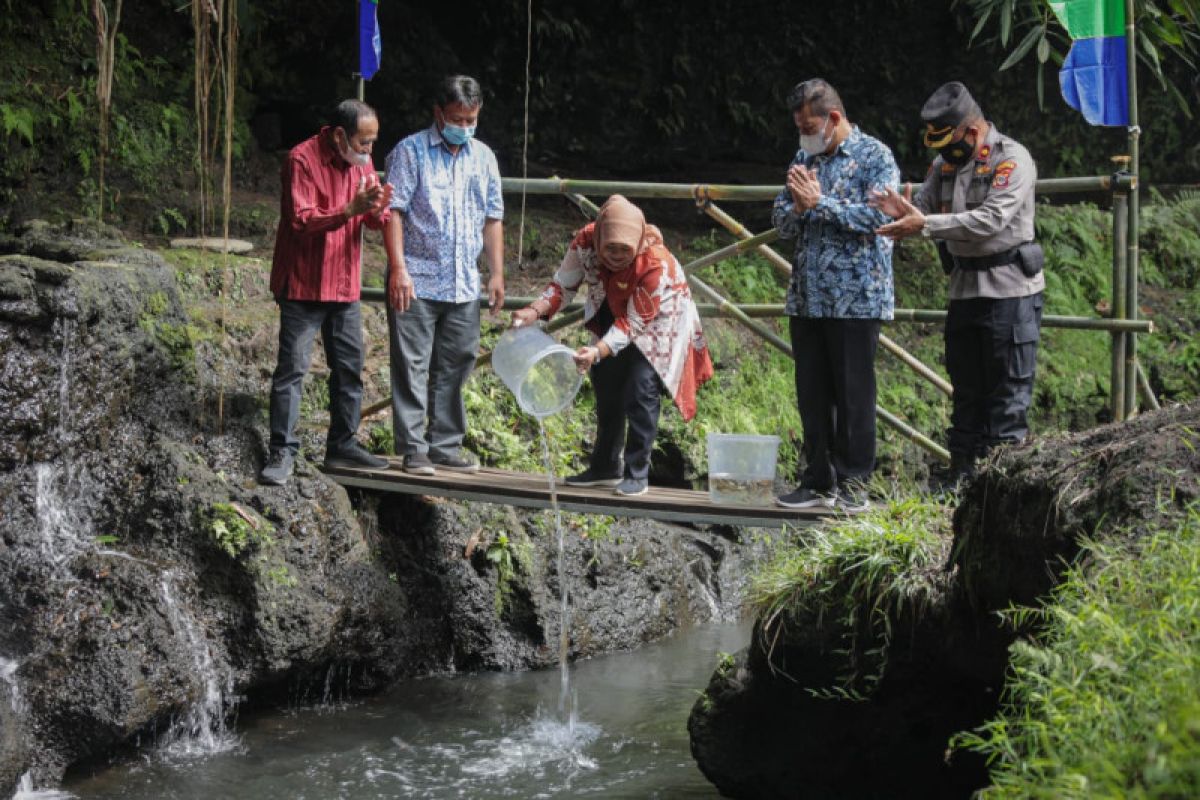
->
[772,78,899,512]
[383,74,505,476]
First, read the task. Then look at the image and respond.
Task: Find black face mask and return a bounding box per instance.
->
[938,134,976,167]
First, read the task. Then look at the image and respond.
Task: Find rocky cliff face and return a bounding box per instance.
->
[688,402,1200,799]
[0,221,755,795]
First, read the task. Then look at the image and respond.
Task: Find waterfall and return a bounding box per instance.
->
[0,657,21,714]
[156,572,239,758]
[32,317,89,574]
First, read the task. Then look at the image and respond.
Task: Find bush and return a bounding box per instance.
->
[956,506,1200,798]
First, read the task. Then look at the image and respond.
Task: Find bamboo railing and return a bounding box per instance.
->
[360,170,1155,465]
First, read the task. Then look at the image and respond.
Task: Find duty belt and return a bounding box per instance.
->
[951,247,1020,271]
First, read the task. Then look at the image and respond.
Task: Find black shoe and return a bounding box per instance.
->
[430,451,480,473]
[323,442,389,470]
[259,450,295,486]
[565,468,622,488]
[402,452,436,476]
[775,487,835,509]
[836,484,871,513]
[614,477,648,497]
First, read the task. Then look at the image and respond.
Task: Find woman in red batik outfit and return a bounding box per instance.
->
[511,195,713,496]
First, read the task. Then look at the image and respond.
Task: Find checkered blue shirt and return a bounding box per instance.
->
[384,125,504,303]
[772,126,899,320]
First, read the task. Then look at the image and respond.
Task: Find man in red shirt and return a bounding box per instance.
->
[260,99,393,485]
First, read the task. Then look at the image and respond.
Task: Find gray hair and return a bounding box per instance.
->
[786,78,846,117]
[331,99,377,136]
[435,75,483,109]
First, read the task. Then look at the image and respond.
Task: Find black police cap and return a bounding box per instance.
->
[921,82,982,148]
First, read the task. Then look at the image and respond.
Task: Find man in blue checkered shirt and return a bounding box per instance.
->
[383,74,505,476]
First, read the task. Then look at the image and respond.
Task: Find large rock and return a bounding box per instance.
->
[688,402,1200,799]
[0,221,756,792]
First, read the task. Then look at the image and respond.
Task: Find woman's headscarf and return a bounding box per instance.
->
[594,195,646,271]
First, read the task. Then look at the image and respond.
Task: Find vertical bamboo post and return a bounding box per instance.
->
[1124,0,1140,419]
[1110,181,1128,421]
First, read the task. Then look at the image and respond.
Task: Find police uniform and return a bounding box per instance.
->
[913,82,1045,473]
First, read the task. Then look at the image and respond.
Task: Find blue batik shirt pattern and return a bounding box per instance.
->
[772,126,899,320]
[385,125,504,303]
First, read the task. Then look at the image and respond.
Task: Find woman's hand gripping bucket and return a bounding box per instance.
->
[492,324,583,418]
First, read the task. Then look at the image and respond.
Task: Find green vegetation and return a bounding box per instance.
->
[955,507,1200,798]
[486,532,516,616]
[200,500,298,589]
[204,501,273,558]
[138,291,200,380]
[748,491,953,697]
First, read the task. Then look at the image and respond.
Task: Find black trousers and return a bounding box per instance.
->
[789,316,880,491]
[945,292,1043,459]
[589,343,663,482]
[268,299,364,457]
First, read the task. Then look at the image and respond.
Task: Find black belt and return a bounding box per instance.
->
[951,247,1020,271]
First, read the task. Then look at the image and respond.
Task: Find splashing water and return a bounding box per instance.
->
[533,419,597,779]
[156,572,239,759]
[10,772,75,800]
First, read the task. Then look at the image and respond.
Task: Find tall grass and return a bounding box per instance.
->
[748,490,953,696]
[956,505,1200,798]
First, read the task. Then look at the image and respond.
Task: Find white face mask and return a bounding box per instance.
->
[337,132,371,167]
[799,116,831,157]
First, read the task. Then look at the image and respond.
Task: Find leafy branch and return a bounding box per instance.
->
[956,0,1200,115]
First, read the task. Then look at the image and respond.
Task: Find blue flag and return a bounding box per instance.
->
[359,0,381,81]
[1049,0,1129,126]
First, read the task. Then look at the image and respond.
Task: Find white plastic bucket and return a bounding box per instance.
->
[707,433,780,506]
[492,326,583,418]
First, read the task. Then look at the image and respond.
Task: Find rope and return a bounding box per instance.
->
[514,0,532,272]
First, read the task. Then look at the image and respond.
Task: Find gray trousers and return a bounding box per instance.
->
[268,299,364,457]
[386,296,480,457]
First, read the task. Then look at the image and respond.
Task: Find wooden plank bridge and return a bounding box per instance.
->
[322,462,832,528]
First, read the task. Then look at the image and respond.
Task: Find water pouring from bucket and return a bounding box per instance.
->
[492,324,583,418]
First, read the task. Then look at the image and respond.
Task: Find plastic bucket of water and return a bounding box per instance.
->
[707,433,780,506]
[492,325,583,418]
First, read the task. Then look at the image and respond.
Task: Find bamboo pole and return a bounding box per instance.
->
[500,175,1135,203]
[1118,0,1137,424]
[357,291,1153,333]
[699,199,953,398]
[700,201,792,280]
[1124,0,1140,421]
[1136,361,1160,412]
[1110,183,1129,421]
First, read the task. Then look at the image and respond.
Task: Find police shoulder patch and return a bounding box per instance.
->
[992,159,1017,188]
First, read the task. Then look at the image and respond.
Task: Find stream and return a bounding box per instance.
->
[59,621,746,799]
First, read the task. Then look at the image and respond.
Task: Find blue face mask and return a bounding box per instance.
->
[441,122,475,146]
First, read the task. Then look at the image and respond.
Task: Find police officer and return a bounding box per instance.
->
[874,81,1045,482]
